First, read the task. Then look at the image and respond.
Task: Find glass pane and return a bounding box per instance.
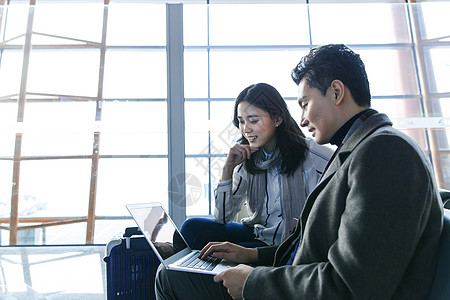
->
[106,3,165,46]
[210,101,240,155]
[373,97,427,149]
[184,4,208,46]
[0,103,18,157]
[100,101,167,155]
[185,157,211,216]
[185,104,236,164]
[33,2,104,44]
[27,50,100,97]
[436,98,450,151]
[19,159,91,217]
[209,50,309,98]
[427,47,450,94]
[0,161,13,218]
[0,50,23,97]
[311,3,410,44]
[103,50,167,98]
[185,156,227,217]
[2,3,28,43]
[209,4,310,46]
[418,2,450,40]
[184,50,209,98]
[359,48,419,96]
[93,219,137,244]
[41,223,88,245]
[29,247,104,294]
[185,101,209,155]
[0,102,19,126]
[210,156,227,188]
[96,158,168,216]
[0,229,10,245]
[285,99,309,135]
[437,129,450,151]
[434,98,450,118]
[21,102,96,156]
[372,98,423,119]
[440,152,450,190]
[0,244,105,298]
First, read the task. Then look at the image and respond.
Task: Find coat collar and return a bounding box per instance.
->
[298,112,393,224]
[318,112,393,185]
[294,113,393,241]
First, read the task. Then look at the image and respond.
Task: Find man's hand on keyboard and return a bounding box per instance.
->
[198,242,258,264]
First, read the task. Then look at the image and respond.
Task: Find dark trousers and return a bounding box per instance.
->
[180,217,267,250]
[155,264,232,300]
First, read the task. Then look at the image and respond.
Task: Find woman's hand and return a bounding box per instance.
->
[221,144,258,181]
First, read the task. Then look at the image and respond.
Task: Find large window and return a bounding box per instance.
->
[183,1,450,220]
[0,0,449,246]
[0,1,169,245]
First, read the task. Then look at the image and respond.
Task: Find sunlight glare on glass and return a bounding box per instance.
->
[208,4,310,46]
[107,3,165,46]
[0,51,23,97]
[419,2,450,40]
[2,3,28,42]
[310,3,409,44]
[33,2,104,43]
[429,48,450,94]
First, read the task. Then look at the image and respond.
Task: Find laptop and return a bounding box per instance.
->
[126,202,238,275]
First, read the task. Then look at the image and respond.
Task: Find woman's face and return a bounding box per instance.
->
[236,101,281,152]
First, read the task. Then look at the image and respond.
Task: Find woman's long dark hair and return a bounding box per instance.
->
[232,83,307,175]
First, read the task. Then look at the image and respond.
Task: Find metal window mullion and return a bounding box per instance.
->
[206,4,212,215]
[86,1,109,244]
[408,3,445,188]
[10,1,35,246]
[167,3,185,228]
[0,2,5,43]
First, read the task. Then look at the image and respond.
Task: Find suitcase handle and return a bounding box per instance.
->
[123,227,144,249]
[123,227,142,237]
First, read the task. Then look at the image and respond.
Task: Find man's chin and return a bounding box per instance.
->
[314,135,327,145]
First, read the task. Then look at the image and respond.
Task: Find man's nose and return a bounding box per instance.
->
[300,113,308,127]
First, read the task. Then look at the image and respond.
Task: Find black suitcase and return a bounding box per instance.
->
[104,227,160,299]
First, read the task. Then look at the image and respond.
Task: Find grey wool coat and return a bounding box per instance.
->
[243,113,443,300]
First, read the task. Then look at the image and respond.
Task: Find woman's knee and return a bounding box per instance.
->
[180,217,214,233]
[180,218,216,249]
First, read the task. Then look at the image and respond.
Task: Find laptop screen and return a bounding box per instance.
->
[127,204,188,260]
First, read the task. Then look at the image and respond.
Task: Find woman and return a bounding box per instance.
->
[180,83,333,249]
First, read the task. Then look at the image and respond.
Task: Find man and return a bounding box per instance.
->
[155,44,443,299]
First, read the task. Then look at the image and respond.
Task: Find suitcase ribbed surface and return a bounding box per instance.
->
[105,236,160,299]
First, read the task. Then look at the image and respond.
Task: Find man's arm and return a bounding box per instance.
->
[242,134,441,299]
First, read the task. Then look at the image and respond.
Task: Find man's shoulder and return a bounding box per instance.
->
[369,124,424,153]
[355,126,431,172]
[347,112,421,154]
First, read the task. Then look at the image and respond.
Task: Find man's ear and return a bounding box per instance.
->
[331,80,345,105]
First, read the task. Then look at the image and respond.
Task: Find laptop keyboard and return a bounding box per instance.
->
[177,251,222,271]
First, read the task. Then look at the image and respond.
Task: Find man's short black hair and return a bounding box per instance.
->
[291,44,371,107]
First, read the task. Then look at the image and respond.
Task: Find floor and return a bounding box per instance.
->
[0,244,107,299]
